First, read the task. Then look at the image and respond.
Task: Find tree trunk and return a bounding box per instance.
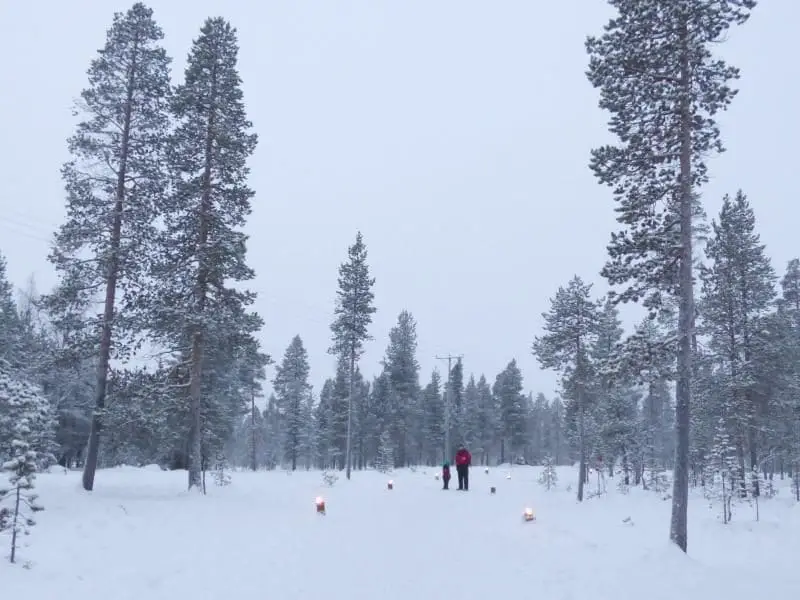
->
[82,40,138,492]
[187,63,216,492]
[250,389,257,471]
[577,387,586,502]
[345,351,355,480]
[670,16,693,553]
[187,331,204,490]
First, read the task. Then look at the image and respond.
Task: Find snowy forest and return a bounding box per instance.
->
[1,1,798,555]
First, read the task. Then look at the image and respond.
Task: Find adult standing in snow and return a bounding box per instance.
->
[454,445,471,491]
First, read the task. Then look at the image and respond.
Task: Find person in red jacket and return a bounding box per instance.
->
[454,445,471,491]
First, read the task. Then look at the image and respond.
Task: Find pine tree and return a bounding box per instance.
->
[533,276,601,501]
[493,360,527,463]
[461,376,481,454]
[0,365,51,563]
[586,0,755,551]
[699,191,776,495]
[422,370,444,464]
[273,335,312,470]
[45,2,171,491]
[382,310,420,467]
[474,375,497,465]
[0,252,23,369]
[329,232,376,479]
[538,455,558,490]
[375,430,394,473]
[147,17,260,491]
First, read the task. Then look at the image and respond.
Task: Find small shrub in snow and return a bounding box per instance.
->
[645,469,669,494]
[375,431,393,474]
[322,470,338,487]
[538,456,558,490]
[213,454,232,486]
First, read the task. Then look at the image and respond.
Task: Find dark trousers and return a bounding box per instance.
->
[457,465,469,490]
[443,476,450,489]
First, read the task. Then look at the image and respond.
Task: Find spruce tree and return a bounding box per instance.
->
[329,232,376,479]
[422,370,444,464]
[493,360,527,463]
[382,310,420,467]
[474,375,497,465]
[273,335,311,470]
[0,252,23,369]
[45,2,171,491]
[533,275,601,501]
[586,0,755,551]
[699,190,775,494]
[149,17,260,491]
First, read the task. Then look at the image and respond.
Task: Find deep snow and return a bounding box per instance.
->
[2,465,799,599]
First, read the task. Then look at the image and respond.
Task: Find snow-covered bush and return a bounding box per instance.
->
[538,455,558,490]
[0,365,51,563]
[375,430,393,473]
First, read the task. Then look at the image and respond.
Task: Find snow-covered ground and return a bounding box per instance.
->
[2,465,799,599]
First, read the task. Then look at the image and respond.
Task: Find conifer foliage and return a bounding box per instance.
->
[533,276,601,501]
[586,0,755,551]
[329,232,376,479]
[0,364,51,563]
[48,2,172,491]
[149,17,261,491]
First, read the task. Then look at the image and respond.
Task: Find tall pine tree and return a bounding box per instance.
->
[329,232,376,479]
[149,17,260,491]
[586,0,755,550]
[273,336,311,471]
[699,191,775,493]
[382,310,420,467]
[533,275,601,501]
[46,3,171,490]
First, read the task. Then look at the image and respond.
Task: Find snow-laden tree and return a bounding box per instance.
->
[493,360,527,464]
[0,252,24,369]
[147,17,260,491]
[533,276,601,501]
[382,310,420,467]
[704,417,739,524]
[0,365,51,563]
[329,232,376,479]
[375,430,393,473]
[699,191,776,496]
[421,370,444,464]
[273,335,312,470]
[586,0,755,551]
[474,374,499,465]
[44,2,172,491]
[538,455,558,490]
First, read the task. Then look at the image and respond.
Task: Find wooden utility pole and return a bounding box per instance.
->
[435,354,463,464]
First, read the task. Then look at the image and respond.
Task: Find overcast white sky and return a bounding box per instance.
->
[0,1,797,397]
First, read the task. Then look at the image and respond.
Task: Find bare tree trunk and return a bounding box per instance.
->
[670,16,693,553]
[250,388,257,471]
[82,43,138,492]
[577,388,586,502]
[187,67,215,492]
[345,351,355,480]
[187,331,204,490]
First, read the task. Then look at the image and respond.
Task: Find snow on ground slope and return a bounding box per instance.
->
[2,465,799,599]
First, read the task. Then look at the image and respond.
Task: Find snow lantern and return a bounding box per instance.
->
[435,474,440,481]
[506,473,511,480]
[315,496,326,515]
[490,486,496,494]
[387,480,394,490]
[523,508,535,522]
[485,467,489,474]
